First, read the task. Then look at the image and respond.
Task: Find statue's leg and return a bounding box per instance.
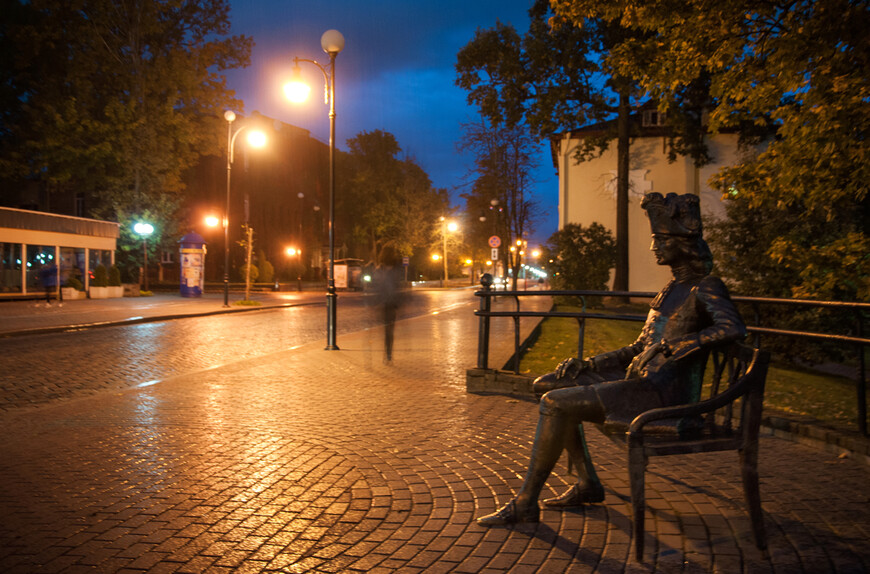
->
[477,386,604,526]
[477,412,568,526]
[543,423,605,507]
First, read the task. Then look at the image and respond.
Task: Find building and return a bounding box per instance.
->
[0,207,120,298]
[551,112,762,292]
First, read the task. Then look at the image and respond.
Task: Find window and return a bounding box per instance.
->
[161,251,174,264]
[642,110,666,127]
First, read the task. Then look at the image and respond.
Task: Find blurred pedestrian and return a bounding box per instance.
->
[39,263,58,307]
[373,248,405,363]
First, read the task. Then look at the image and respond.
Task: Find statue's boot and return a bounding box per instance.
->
[476,498,540,526]
[543,482,605,507]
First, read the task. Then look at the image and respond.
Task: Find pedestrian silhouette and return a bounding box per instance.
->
[373,249,405,363]
[39,263,57,307]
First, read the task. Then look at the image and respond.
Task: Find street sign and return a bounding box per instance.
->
[488,235,501,248]
[491,248,499,261]
[402,256,409,266]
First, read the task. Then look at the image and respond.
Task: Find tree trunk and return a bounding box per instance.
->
[613,88,631,292]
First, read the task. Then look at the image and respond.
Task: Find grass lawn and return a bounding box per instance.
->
[519,304,861,430]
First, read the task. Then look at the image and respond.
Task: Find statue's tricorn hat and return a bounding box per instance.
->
[641,193,702,237]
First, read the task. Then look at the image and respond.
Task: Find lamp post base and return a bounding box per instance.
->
[325,287,339,350]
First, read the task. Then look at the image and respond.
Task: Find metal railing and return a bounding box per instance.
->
[474,286,870,436]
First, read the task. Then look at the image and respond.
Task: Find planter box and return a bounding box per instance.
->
[89,286,108,299]
[107,285,124,298]
[61,287,85,300]
[123,283,140,297]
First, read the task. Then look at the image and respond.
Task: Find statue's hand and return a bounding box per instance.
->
[555,357,591,380]
[662,336,701,361]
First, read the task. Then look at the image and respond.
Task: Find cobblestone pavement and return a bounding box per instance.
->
[0,295,868,572]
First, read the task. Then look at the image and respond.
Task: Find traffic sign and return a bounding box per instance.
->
[488,235,501,248]
[491,248,499,261]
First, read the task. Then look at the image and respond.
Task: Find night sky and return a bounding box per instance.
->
[224,0,559,246]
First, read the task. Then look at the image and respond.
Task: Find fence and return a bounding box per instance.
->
[474,287,870,436]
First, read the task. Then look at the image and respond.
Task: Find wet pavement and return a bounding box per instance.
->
[0,292,868,573]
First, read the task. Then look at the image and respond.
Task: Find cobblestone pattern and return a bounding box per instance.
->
[0,300,868,573]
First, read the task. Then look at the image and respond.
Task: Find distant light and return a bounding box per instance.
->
[464,259,472,265]
[363,274,371,282]
[285,246,300,256]
[431,253,440,261]
[205,215,220,228]
[447,221,458,233]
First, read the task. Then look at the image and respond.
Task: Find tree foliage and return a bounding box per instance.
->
[344,130,446,266]
[0,0,252,276]
[552,0,869,301]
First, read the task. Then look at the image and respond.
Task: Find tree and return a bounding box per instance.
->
[456,1,707,290]
[459,120,540,290]
[0,0,252,276]
[344,130,445,266]
[552,0,869,302]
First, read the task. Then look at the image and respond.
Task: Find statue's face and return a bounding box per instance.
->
[650,234,683,266]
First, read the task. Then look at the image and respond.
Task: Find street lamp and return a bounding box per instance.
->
[439,217,458,288]
[284,29,344,350]
[133,222,154,291]
[285,246,303,291]
[223,110,266,308]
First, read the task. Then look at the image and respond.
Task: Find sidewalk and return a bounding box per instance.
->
[0,293,868,572]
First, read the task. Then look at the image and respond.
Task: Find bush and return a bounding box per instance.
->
[108,265,122,286]
[240,263,259,283]
[93,264,109,287]
[543,222,616,306]
[66,276,84,291]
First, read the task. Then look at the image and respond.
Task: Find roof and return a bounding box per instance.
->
[0,207,120,238]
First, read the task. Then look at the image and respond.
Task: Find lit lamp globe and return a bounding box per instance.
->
[134,222,154,237]
[247,130,267,148]
[321,29,345,54]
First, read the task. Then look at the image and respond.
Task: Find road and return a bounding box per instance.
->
[0,289,475,413]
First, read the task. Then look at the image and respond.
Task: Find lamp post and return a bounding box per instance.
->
[223,110,266,307]
[439,217,457,288]
[284,29,344,350]
[133,222,154,291]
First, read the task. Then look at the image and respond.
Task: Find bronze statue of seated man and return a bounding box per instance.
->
[477,192,747,526]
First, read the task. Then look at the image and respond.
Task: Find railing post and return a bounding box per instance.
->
[513,295,521,374]
[858,316,867,436]
[577,295,587,359]
[477,275,493,369]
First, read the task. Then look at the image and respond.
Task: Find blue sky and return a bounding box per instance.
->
[224,0,559,246]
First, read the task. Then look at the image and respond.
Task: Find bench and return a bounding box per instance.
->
[600,342,770,560]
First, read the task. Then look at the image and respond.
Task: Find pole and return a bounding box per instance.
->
[142,238,149,292]
[441,219,448,288]
[325,50,339,350]
[223,118,232,307]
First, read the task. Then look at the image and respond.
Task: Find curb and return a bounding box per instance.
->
[0,301,323,339]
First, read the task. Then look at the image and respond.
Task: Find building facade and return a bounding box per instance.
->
[0,207,120,297]
[552,116,761,292]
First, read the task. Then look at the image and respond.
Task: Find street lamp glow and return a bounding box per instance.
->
[284,65,311,103]
[285,246,301,257]
[431,253,440,261]
[247,130,267,148]
[205,215,220,228]
[447,221,458,233]
[134,222,154,236]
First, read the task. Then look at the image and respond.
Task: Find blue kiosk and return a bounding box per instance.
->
[178,232,207,297]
